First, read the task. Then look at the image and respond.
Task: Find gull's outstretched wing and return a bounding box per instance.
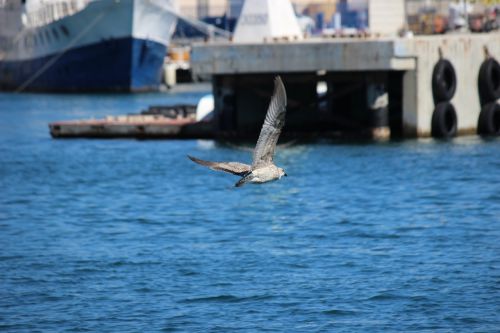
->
[252,76,287,169]
[188,155,251,176]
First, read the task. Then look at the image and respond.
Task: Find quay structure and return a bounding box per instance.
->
[191,0,500,139]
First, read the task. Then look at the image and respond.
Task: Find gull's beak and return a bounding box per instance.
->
[284,173,288,177]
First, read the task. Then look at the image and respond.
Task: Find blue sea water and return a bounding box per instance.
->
[0,90,499,332]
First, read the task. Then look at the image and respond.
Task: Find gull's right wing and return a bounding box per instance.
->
[188,155,251,176]
[252,76,287,169]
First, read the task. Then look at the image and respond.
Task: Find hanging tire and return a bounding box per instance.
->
[477,102,500,136]
[432,59,457,103]
[478,58,500,104]
[431,102,457,138]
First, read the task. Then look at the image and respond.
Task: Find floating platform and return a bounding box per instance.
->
[49,114,213,139]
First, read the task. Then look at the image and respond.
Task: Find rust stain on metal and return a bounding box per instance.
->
[48,114,209,139]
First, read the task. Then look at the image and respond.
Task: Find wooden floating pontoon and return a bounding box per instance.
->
[49,114,213,139]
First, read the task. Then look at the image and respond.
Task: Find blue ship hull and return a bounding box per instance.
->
[0,37,167,92]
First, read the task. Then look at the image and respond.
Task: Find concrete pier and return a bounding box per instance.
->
[191,34,500,138]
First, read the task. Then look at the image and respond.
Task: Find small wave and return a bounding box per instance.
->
[367,293,429,302]
[430,277,446,284]
[343,230,401,239]
[73,267,101,274]
[2,198,32,205]
[109,260,162,267]
[458,316,482,324]
[161,314,191,332]
[136,218,162,225]
[322,309,358,316]
[177,269,199,276]
[395,226,427,232]
[367,293,406,301]
[42,295,66,302]
[134,287,154,293]
[340,261,356,267]
[0,255,24,261]
[181,294,273,304]
[286,263,309,269]
[409,295,431,302]
[444,315,483,325]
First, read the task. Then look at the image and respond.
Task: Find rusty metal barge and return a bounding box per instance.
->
[49,105,214,139]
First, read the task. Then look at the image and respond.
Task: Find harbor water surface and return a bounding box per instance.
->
[1,91,499,332]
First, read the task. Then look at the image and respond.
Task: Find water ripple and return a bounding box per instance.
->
[181,294,274,304]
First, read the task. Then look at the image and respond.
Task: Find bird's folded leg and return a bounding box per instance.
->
[235,173,254,187]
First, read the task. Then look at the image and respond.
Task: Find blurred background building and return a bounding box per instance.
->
[1,0,498,91]
[175,0,500,36]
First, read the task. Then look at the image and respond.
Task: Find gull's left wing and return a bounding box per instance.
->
[252,76,287,169]
[188,155,251,176]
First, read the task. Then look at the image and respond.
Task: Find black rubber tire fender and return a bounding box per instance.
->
[477,102,500,136]
[478,58,500,104]
[431,102,457,138]
[432,59,457,103]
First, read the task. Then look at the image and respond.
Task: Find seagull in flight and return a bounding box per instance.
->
[188,76,288,187]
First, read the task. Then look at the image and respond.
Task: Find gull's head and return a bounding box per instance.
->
[278,168,287,179]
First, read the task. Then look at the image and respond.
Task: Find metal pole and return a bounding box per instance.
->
[463,0,469,31]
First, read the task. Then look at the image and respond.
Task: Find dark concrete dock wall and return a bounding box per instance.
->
[193,34,500,138]
[213,72,400,139]
[213,74,318,138]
